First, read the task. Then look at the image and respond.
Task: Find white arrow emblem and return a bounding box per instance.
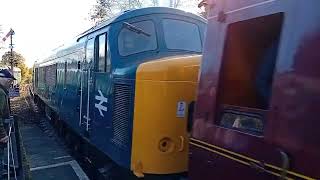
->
[95,90,108,117]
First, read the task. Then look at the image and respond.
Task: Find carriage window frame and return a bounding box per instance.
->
[118,20,158,56]
[34,68,39,88]
[162,18,202,53]
[63,61,67,88]
[215,13,284,136]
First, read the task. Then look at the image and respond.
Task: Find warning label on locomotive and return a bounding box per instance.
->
[176,101,186,118]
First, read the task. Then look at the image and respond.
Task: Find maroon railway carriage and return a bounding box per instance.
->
[189,0,320,179]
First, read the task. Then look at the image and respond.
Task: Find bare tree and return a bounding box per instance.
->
[90,0,202,25]
[0,25,4,50]
[117,0,143,11]
[90,0,144,25]
[172,0,182,8]
[151,0,159,6]
[89,0,115,25]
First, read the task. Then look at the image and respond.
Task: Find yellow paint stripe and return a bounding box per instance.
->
[265,163,316,180]
[190,142,293,180]
[191,138,260,163]
[190,138,316,180]
[190,141,250,166]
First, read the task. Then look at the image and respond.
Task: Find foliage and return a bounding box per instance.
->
[1,51,32,84]
[1,51,25,66]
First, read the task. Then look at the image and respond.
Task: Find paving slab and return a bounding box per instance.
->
[20,124,89,180]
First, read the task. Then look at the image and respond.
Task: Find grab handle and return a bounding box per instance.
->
[279,149,290,179]
[179,136,185,152]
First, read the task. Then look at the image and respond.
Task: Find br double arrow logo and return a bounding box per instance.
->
[95,90,108,117]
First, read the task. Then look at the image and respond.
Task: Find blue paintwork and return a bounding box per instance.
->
[33,7,206,170]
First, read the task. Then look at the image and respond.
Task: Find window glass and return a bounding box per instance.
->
[38,67,45,89]
[106,38,111,72]
[215,13,284,135]
[118,20,157,56]
[46,64,57,88]
[64,62,67,88]
[220,109,264,135]
[86,39,94,64]
[98,34,106,72]
[163,19,202,52]
[35,68,39,88]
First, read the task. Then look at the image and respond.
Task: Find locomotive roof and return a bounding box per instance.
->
[35,7,206,66]
[77,7,206,40]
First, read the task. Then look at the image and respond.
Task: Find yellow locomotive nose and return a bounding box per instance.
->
[131,55,201,177]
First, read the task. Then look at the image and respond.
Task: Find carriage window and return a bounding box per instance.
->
[97,34,106,72]
[64,62,67,88]
[163,19,202,52]
[38,67,46,89]
[118,20,157,56]
[216,13,284,135]
[34,68,39,88]
[46,64,57,89]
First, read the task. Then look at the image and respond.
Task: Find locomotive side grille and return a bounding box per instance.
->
[111,83,133,149]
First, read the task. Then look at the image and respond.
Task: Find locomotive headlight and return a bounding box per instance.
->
[159,137,175,153]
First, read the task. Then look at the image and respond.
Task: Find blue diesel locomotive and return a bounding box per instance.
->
[32,7,206,179]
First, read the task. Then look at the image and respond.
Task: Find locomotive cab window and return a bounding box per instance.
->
[86,38,95,64]
[118,20,157,56]
[216,13,284,135]
[162,19,202,52]
[96,34,107,72]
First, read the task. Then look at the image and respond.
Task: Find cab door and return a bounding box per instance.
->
[79,38,94,135]
[89,33,113,144]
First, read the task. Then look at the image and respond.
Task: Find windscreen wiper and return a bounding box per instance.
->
[123,22,151,37]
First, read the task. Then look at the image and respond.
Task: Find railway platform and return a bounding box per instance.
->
[10,92,89,180]
[20,123,88,180]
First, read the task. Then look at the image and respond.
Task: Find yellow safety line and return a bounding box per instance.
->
[190,138,316,180]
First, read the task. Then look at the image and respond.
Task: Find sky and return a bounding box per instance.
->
[0,0,198,67]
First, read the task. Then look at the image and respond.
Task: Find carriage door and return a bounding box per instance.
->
[79,38,94,135]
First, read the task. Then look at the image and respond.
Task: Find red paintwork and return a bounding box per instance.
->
[190,0,320,179]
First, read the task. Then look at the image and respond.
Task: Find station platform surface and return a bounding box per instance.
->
[20,123,89,180]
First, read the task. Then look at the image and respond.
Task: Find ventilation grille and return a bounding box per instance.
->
[111,83,133,149]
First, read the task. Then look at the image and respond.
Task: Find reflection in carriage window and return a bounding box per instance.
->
[220,109,264,136]
[216,13,284,135]
[118,20,157,56]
